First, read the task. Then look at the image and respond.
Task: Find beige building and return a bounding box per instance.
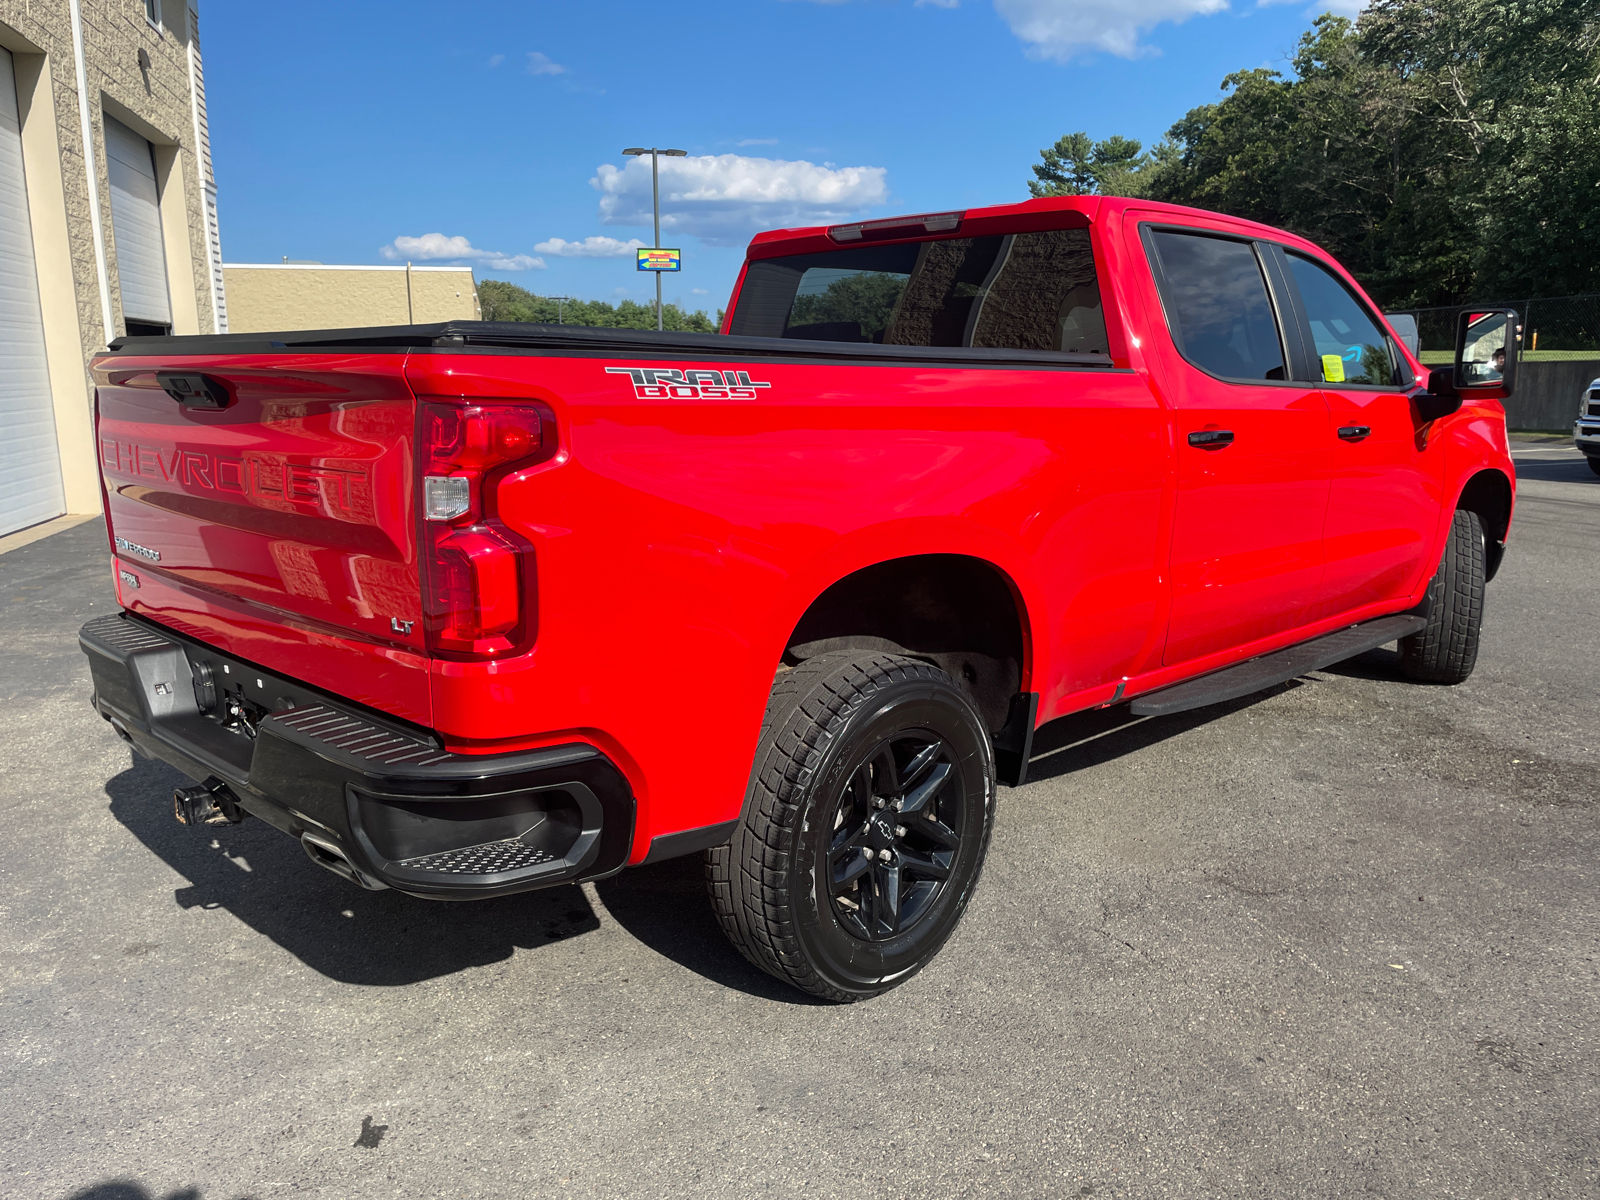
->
[222,263,480,333]
[0,0,225,536]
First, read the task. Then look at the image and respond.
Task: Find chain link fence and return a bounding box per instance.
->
[1388,294,1600,354]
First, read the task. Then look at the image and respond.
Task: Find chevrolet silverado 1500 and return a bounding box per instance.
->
[81,196,1518,1000]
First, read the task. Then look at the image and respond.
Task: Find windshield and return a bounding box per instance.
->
[728,228,1106,353]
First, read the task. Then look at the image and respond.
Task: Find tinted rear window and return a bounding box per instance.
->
[728,228,1106,353]
[1148,230,1286,382]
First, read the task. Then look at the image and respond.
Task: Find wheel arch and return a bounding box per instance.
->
[1455,468,1513,581]
[782,551,1033,737]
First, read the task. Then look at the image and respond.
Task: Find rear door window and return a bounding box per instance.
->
[1284,253,1399,386]
[1147,230,1286,382]
[728,228,1106,353]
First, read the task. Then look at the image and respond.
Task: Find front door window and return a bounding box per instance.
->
[1285,253,1398,387]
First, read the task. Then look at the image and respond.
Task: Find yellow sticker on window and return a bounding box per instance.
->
[1321,354,1346,384]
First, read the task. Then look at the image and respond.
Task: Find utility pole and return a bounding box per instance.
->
[622,146,686,330]
[549,296,570,325]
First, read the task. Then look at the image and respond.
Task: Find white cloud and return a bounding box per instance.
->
[691,288,709,294]
[737,137,779,146]
[380,233,545,271]
[382,233,476,260]
[591,153,888,246]
[488,54,505,68]
[993,0,1230,59]
[803,0,1290,60]
[526,51,566,75]
[480,254,545,271]
[1257,0,1366,14]
[534,235,647,258]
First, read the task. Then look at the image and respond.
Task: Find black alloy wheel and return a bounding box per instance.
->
[706,651,996,1002]
[825,732,964,942]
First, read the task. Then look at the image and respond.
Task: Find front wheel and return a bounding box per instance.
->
[1586,455,1600,478]
[1400,508,1486,684]
[706,652,996,1002]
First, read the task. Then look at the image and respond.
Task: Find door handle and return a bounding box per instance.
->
[1337,425,1372,442]
[1187,429,1235,449]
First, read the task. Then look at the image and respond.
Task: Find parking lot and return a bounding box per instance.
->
[2,441,1595,1200]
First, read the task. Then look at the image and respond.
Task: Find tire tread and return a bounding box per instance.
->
[1400,508,1486,684]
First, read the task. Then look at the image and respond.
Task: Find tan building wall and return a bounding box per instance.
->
[222,264,481,333]
[0,0,225,520]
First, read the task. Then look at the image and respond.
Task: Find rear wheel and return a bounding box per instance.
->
[1400,508,1486,684]
[706,652,995,1002]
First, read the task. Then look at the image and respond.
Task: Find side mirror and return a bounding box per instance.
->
[1416,366,1462,422]
[1454,308,1520,399]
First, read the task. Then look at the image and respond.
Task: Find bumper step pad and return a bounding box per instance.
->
[401,839,558,875]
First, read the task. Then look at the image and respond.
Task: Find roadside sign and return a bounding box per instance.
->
[637,248,682,272]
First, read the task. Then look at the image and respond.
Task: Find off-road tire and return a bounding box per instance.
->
[1400,508,1486,684]
[705,652,996,1002]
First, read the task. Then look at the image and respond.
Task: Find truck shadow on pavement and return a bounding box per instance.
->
[1021,686,1298,785]
[105,755,602,987]
[106,752,815,1001]
[62,1185,198,1200]
[1313,645,1410,682]
[593,857,831,1005]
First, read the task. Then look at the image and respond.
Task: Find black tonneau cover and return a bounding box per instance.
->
[104,321,1117,371]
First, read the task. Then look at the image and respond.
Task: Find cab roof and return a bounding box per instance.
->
[744,195,1316,261]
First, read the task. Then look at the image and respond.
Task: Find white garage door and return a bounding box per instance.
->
[104,115,172,330]
[0,48,65,537]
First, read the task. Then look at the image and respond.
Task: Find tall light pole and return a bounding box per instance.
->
[623,146,685,330]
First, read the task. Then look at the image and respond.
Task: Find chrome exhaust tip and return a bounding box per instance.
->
[300,831,388,891]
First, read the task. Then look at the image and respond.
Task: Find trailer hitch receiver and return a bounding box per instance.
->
[173,781,247,827]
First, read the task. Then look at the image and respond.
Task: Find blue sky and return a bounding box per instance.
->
[205,0,1355,318]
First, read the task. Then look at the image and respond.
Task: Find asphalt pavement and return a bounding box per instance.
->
[2,444,1595,1199]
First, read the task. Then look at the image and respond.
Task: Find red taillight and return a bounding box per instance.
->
[419,401,547,659]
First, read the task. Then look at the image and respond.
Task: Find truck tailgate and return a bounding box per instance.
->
[93,353,430,726]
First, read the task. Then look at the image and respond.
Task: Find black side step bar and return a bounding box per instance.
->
[1128,614,1428,718]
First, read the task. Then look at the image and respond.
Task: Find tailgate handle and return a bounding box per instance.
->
[157,372,234,410]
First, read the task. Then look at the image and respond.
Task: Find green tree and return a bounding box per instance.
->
[477,278,722,332]
[789,272,907,339]
[1038,1,1600,308]
[1028,132,1160,198]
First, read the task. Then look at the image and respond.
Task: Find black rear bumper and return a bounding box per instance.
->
[80,612,634,899]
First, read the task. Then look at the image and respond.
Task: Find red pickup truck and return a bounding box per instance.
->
[81,196,1517,1001]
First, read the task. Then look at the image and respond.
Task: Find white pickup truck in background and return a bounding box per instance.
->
[1577,376,1600,476]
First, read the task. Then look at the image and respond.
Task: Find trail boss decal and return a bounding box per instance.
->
[605,367,773,400]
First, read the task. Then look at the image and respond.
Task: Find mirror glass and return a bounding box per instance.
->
[1457,311,1512,386]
